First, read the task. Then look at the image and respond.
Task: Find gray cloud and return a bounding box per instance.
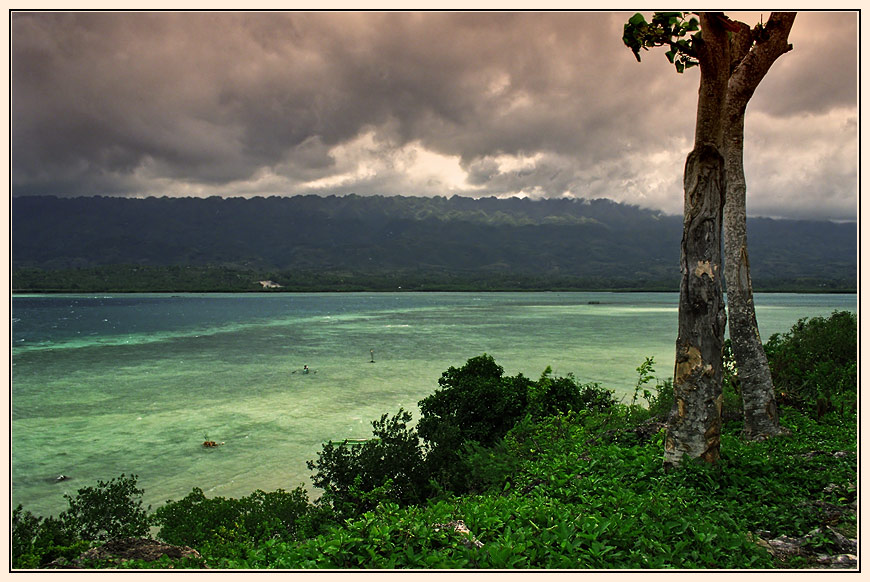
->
[11,11,857,220]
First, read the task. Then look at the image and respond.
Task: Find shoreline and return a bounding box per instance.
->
[11,288,858,295]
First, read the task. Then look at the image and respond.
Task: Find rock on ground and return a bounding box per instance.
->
[47,537,205,569]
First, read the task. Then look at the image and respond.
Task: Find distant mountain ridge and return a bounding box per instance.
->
[10,195,857,292]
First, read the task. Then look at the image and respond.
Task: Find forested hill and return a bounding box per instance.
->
[11,195,857,292]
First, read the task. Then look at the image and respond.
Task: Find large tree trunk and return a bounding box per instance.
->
[664,144,728,467]
[646,11,795,466]
[722,12,796,440]
[663,13,730,468]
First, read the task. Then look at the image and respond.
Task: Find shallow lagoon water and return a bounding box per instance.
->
[11,291,856,517]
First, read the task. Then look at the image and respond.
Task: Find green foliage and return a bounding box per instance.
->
[59,474,151,542]
[11,474,148,568]
[285,402,855,569]
[623,12,700,72]
[619,357,674,424]
[152,486,325,549]
[417,355,531,489]
[765,311,857,418]
[420,355,530,447]
[528,367,616,419]
[208,402,853,569]
[633,356,656,400]
[307,408,430,520]
[647,377,675,418]
[11,506,89,569]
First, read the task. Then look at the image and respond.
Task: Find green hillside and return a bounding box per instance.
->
[11,195,857,292]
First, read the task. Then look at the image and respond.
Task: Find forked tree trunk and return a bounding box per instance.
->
[664,12,796,466]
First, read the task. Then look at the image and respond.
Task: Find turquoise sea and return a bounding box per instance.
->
[10,292,857,517]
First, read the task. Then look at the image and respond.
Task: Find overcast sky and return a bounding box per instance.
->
[10,11,858,221]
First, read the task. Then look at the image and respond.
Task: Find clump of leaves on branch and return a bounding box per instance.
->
[623,12,701,72]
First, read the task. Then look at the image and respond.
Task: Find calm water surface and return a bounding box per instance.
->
[11,292,856,516]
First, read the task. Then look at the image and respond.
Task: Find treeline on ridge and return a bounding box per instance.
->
[11,194,856,292]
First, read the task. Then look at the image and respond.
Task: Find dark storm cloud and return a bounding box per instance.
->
[10,11,857,220]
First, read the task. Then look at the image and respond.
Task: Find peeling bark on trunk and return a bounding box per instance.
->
[664,144,727,467]
[664,13,731,468]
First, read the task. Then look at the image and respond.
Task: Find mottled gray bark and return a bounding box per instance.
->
[663,13,730,468]
[664,144,728,467]
[722,12,796,440]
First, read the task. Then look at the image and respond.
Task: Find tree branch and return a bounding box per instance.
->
[727,12,797,109]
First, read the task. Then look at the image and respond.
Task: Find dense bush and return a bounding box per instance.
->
[152,486,325,549]
[528,367,617,418]
[11,507,88,569]
[765,311,857,418]
[307,409,430,520]
[416,355,532,490]
[418,355,530,449]
[11,474,148,568]
[59,474,151,542]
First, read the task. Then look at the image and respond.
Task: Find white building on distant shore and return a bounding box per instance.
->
[258,280,283,289]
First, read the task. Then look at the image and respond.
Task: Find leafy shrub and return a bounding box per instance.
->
[417,354,531,489]
[765,311,857,418]
[528,367,616,419]
[12,474,147,568]
[418,354,530,450]
[59,473,150,542]
[153,486,324,549]
[646,377,674,418]
[11,506,88,569]
[619,357,675,425]
[275,501,482,569]
[307,408,429,520]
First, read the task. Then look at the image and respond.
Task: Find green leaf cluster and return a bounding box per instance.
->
[152,486,325,548]
[11,474,149,568]
[623,12,701,73]
[306,409,430,521]
[765,311,857,418]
